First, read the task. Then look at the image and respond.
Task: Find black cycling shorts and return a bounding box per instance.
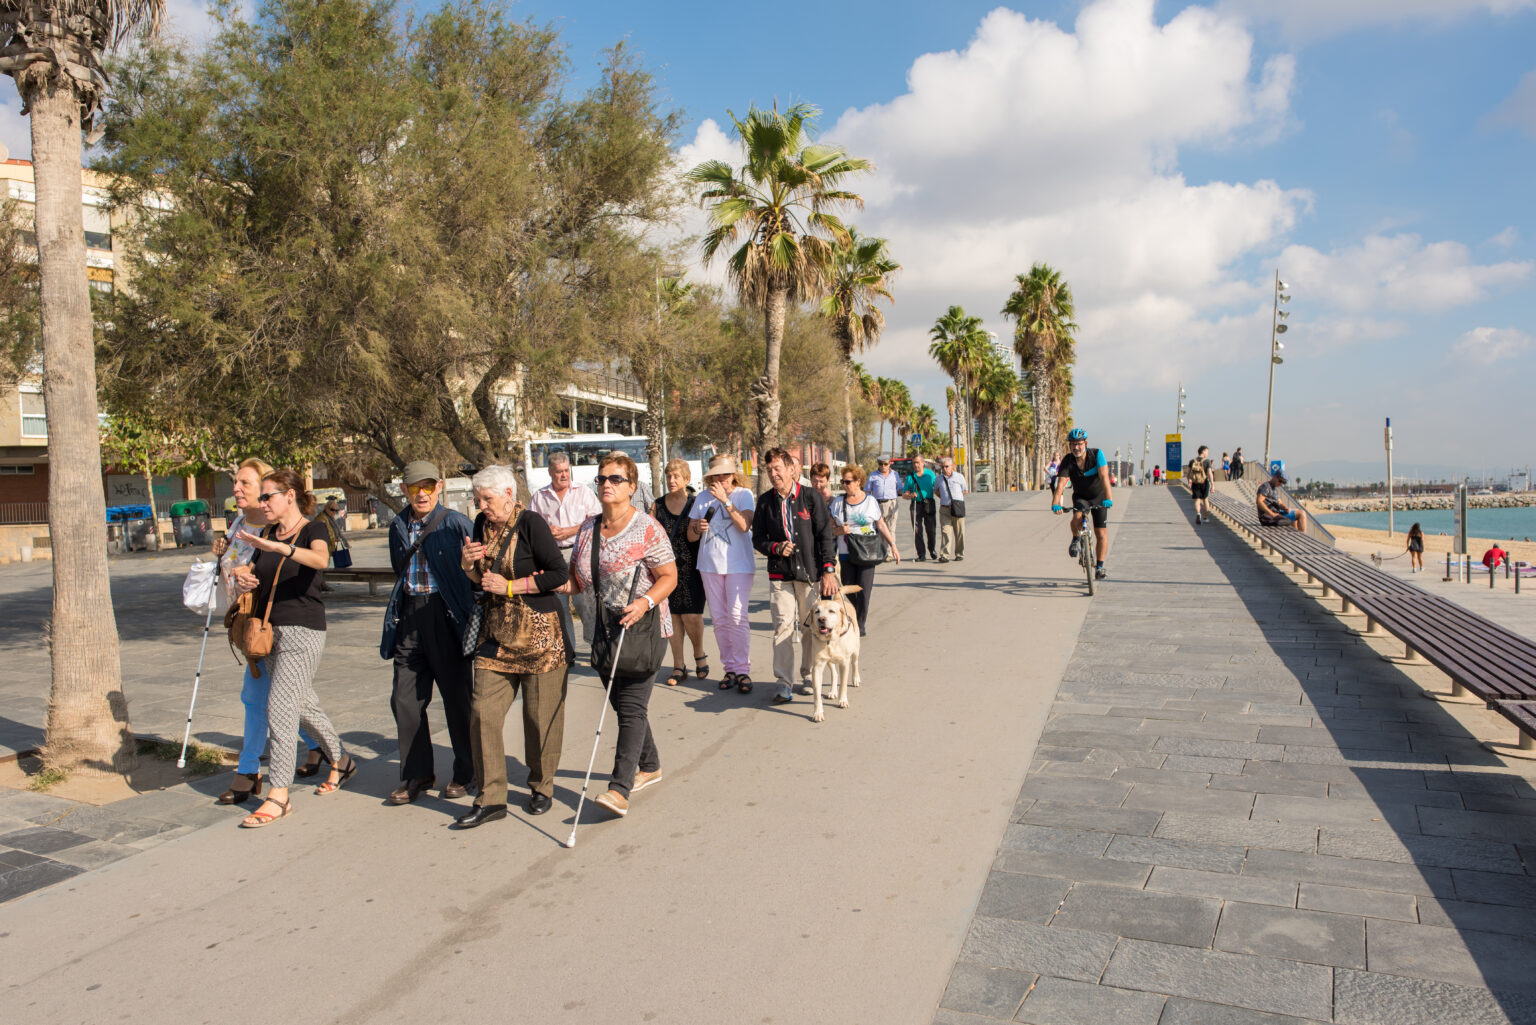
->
[1074,499,1108,528]
[1190,482,1210,499]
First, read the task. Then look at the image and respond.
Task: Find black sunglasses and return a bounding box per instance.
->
[594,474,630,486]
[257,490,286,503]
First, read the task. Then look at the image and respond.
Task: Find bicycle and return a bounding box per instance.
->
[1053,498,1109,595]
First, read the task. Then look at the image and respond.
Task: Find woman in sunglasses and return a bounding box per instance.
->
[232,468,355,827]
[829,464,901,636]
[565,452,677,820]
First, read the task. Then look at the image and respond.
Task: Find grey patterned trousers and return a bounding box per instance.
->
[264,625,344,789]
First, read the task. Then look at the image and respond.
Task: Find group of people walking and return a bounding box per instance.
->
[212,443,964,833]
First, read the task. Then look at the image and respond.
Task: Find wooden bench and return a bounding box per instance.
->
[1200,486,1536,758]
[325,565,396,596]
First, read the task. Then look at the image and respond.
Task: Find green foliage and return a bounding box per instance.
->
[27,765,68,791]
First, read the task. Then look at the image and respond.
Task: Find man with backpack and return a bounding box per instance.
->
[1187,445,1213,525]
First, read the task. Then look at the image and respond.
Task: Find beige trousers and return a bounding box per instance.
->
[768,578,812,687]
[940,506,966,559]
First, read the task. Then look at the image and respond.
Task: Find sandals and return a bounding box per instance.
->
[218,772,262,805]
[295,749,331,779]
[315,755,358,795]
[239,795,291,828]
[736,674,753,695]
[719,671,737,692]
[665,668,687,687]
[695,656,710,679]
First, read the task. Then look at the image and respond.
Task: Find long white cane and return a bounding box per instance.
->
[565,621,629,849]
[177,555,222,769]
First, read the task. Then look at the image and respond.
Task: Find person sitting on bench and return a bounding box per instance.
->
[1257,468,1307,533]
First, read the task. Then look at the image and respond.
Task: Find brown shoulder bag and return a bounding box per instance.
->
[226,532,288,677]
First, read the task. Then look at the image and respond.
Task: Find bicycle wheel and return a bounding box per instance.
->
[1083,528,1096,595]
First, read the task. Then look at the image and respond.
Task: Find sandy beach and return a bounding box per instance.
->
[1321,521,1536,567]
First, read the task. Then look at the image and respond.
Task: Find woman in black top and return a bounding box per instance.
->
[1407,522,1425,574]
[453,464,571,826]
[231,468,355,828]
[651,458,707,685]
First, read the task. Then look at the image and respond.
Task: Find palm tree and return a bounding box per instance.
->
[928,305,989,468]
[818,229,897,466]
[1002,264,1077,489]
[686,103,872,489]
[972,352,1018,474]
[0,0,163,773]
[879,377,910,457]
[943,386,956,458]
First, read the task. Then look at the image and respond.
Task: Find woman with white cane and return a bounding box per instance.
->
[564,452,675,827]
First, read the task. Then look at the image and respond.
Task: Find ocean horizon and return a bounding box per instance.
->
[1316,506,1536,540]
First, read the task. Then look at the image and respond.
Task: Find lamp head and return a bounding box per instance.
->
[1275,323,1288,334]
[1277,279,1289,290]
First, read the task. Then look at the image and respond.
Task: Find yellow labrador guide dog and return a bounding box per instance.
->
[802,586,862,723]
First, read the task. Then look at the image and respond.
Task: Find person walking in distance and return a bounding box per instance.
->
[936,456,968,563]
[1407,522,1425,573]
[830,464,901,635]
[529,450,601,647]
[689,454,756,693]
[866,457,902,540]
[901,454,938,562]
[753,448,840,704]
[1220,452,1230,481]
[1050,428,1115,581]
[379,461,477,806]
[1230,448,1244,482]
[1187,445,1213,525]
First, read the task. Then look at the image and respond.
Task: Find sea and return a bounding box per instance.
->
[1315,506,1536,541]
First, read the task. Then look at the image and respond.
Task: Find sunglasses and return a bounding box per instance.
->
[405,482,437,495]
[257,490,287,503]
[594,474,630,486]
[840,477,857,484]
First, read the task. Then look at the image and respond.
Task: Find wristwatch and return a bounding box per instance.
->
[287,543,297,557]
[642,594,656,610]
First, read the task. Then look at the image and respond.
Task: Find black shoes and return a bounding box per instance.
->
[527,792,553,816]
[453,804,507,828]
[1095,567,1108,580]
[1069,537,1081,558]
[938,556,949,563]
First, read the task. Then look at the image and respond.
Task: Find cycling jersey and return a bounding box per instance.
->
[1058,448,1108,500]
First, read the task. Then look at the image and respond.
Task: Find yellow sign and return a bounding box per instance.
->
[1165,434,1183,481]
[956,447,965,467]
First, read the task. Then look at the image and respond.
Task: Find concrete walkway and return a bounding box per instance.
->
[2,490,1098,1024]
[935,485,1536,1025]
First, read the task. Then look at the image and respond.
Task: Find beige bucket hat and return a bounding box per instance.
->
[704,453,739,479]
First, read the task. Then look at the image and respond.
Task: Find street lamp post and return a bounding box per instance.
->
[1263,270,1291,472]
[1141,424,1151,482]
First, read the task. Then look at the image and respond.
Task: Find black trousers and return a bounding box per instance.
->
[840,559,876,632]
[391,593,475,784]
[912,499,937,558]
[607,672,659,797]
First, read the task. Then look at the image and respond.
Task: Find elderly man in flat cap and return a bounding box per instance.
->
[380,460,477,805]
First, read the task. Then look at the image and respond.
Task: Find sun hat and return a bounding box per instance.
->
[402,460,441,485]
[704,453,739,479]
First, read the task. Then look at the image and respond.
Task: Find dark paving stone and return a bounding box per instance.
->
[1257,725,1412,751]
[0,826,94,856]
[1013,975,1165,1025]
[1214,900,1366,969]
[1332,968,1523,1025]
[1160,755,1248,774]
[1157,997,1325,1025]
[1021,802,1161,837]
[1363,919,1536,989]
[1109,767,1213,789]
[1317,828,1525,874]
[1208,773,1326,798]
[1419,807,1536,847]
[975,872,1072,924]
[1051,882,1220,947]
[1002,825,1112,858]
[1416,897,1536,938]
[958,917,1117,983]
[0,847,50,870]
[1153,737,1286,761]
[46,839,138,871]
[1153,812,1318,853]
[0,858,83,902]
[1242,849,1452,897]
[1451,868,1536,908]
[1018,777,1132,806]
[1147,866,1296,907]
[1123,783,1255,817]
[938,962,1034,1019]
[992,850,1150,889]
[1103,835,1245,874]
[1100,939,1333,1020]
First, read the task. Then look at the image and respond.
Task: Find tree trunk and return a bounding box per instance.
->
[643,351,665,500]
[1030,351,1049,489]
[754,285,788,493]
[142,461,158,551]
[31,81,134,774]
[877,419,884,460]
[842,363,857,468]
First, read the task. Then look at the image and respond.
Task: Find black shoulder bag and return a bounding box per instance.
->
[941,474,966,518]
[588,521,667,679]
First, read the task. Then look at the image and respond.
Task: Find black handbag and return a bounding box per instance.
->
[589,522,667,679]
[941,475,966,518]
[845,533,887,566]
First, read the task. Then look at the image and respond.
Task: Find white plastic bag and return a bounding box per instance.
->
[182,560,218,615]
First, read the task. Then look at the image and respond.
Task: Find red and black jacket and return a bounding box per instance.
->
[752,482,838,583]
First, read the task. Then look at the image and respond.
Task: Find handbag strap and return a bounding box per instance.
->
[588,517,644,632]
[259,524,291,624]
[478,515,519,598]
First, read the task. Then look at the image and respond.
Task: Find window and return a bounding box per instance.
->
[83,203,111,251]
[19,388,45,438]
[0,464,36,474]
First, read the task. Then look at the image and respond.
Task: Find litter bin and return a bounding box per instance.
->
[107,504,155,550]
[170,499,212,547]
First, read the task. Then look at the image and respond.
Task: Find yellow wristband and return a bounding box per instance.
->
[505,580,512,597]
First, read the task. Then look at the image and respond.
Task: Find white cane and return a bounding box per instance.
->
[177,555,221,769]
[566,620,629,849]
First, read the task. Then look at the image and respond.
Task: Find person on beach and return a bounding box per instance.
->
[1187,446,1213,525]
[689,454,756,693]
[1483,544,1508,570]
[651,458,708,687]
[1407,523,1425,573]
[1256,468,1307,532]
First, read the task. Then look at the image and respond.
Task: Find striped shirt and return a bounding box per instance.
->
[405,514,438,595]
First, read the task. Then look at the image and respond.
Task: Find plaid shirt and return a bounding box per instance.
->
[405,515,439,595]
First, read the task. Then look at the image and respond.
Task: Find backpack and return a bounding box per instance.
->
[1188,459,1209,485]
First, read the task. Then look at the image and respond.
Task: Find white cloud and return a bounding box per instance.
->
[1450,326,1535,364]
[1485,226,1521,248]
[1277,234,1533,314]
[1488,68,1536,139]
[1218,0,1536,41]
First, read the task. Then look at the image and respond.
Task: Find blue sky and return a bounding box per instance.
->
[3,0,1532,482]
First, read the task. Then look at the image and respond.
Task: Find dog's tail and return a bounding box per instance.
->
[840,585,863,595]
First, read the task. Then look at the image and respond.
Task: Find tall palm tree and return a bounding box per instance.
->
[910,403,938,458]
[943,385,956,458]
[819,229,897,466]
[0,0,163,773]
[685,103,872,489]
[928,304,989,468]
[870,375,891,456]
[972,352,1018,472]
[1002,263,1077,489]
[879,377,910,457]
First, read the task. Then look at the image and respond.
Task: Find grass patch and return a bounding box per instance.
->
[135,738,227,775]
[27,765,69,791]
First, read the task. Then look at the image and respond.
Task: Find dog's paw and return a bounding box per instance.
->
[837,698,849,709]
[851,679,861,687]
[812,710,826,723]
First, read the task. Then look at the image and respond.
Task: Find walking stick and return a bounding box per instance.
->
[566,621,629,849]
[177,554,221,769]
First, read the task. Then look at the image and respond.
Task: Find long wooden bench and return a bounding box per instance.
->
[1200,486,1536,758]
[325,565,396,595]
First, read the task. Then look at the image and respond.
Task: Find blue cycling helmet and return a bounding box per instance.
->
[1067,428,1087,442]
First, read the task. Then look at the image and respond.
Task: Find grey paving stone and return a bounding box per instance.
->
[1100,938,1333,1020]
[1296,881,1417,922]
[1035,745,1096,764]
[0,825,94,855]
[1451,868,1536,908]
[1240,759,1369,785]
[1154,737,1286,761]
[1018,777,1133,806]
[959,917,1118,983]
[976,872,1073,924]
[1046,713,1144,735]
[1208,773,1326,798]
[1461,792,1536,816]
[1416,897,1536,938]
[1147,866,1297,907]
[1419,807,1536,846]
[1139,720,1262,743]
[1123,783,1255,817]
[938,962,1035,1019]
[1318,827,1525,874]
[1323,780,1465,810]
[1161,755,1247,774]
[45,839,138,871]
[1257,725,1412,751]
[992,850,1151,889]
[1107,706,1205,721]
[1013,975,1166,1025]
[1104,834,1245,874]
[1157,998,1325,1025]
[1251,793,1406,830]
[1002,825,1112,858]
[1424,770,1521,796]
[1366,919,1536,989]
[1153,812,1318,853]
[0,858,83,902]
[127,823,198,849]
[1084,748,1167,770]
[1214,900,1366,969]
[1037,729,1160,752]
[1241,848,1452,897]
[1332,968,1523,1025]
[933,1008,1007,1025]
[0,847,49,870]
[0,790,79,819]
[1051,882,1220,947]
[1035,761,1119,781]
[1021,802,1162,837]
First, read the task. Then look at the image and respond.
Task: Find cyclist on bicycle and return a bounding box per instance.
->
[1051,428,1114,580]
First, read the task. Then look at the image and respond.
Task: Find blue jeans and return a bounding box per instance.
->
[238,661,316,774]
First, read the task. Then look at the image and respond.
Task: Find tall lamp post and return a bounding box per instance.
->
[1141,424,1151,482]
[1175,383,1186,436]
[1263,270,1291,472]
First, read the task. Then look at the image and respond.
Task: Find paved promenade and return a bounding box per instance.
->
[936,486,1536,1025]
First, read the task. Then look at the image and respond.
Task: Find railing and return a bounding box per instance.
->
[566,367,644,403]
[0,502,47,525]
